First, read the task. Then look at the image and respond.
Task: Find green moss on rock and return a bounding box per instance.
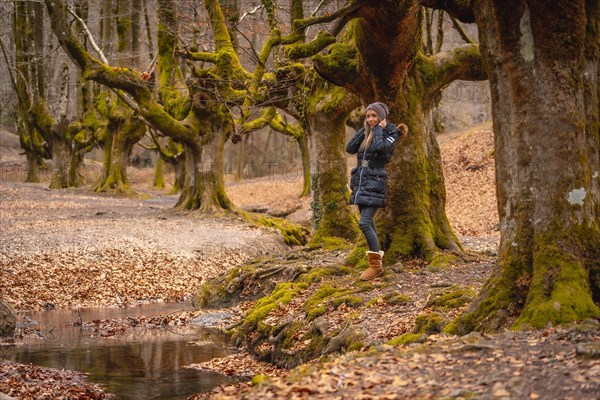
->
[426,285,476,311]
[383,292,411,305]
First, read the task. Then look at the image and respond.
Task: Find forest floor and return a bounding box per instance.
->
[1,123,599,399]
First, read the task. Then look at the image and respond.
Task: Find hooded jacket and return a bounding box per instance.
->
[346,123,400,207]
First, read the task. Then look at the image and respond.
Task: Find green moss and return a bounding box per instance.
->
[366,298,379,307]
[414,312,449,334]
[308,236,353,251]
[192,260,272,308]
[280,320,305,349]
[241,282,309,334]
[251,374,270,386]
[345,245,368,271]
[312,42,359,85]
[306,85,348,115]
[383,292,411,305]
[241,211,308,246]
[286,30,335,59]
[515,236,600,329]
[334,294,363,308]
[307,304,327,320]
[298,265,354,283]
[354,279,381,293]
[426,285,476,311]
[346,342,364,352]
[388,312,448,346]
[428,252,461,268]
[303,284,363,321]
[386,333,426,346]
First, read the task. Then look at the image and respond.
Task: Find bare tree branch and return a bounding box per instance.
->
[67,5,109,64]
[239,4,263,23]
[450,15,475,44]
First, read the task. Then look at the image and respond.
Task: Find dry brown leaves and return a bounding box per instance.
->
[0,183,287,311]
[440,123,499,238]
[0,360,113,399]
[186,350,288,379]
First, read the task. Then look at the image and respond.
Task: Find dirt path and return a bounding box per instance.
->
[0,182,288,310]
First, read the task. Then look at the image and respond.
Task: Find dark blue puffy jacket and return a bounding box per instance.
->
[346,123,400,207]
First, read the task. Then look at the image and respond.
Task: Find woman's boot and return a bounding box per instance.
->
[360,251,384,280]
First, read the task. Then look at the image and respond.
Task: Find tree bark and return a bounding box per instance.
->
[312,1,485,261]
[48,120,72,189]
[175,127,233,212]
[296,133,311,197]
[13,0,47,183]
[93,0,146,193]
[306,83,361,245]
[452,0,600,331]
[94,115,145,192]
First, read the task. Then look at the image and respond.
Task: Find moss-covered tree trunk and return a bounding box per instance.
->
[380,75,461,259]
[94,116,145,192]
[154,157,165,189]
[13,0,48,183]
[449,0,600,331]
[305,84,360,246]
[175,127,233,212]
[48,121,72,189]
[312,1,485,261]
[93,0,145,193]
[296,133,311,197]
[25,152,42,183]
[172,154,185,193]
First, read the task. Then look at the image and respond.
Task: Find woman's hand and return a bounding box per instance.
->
[379,119,387,128]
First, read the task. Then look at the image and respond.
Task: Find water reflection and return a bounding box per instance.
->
[1,303,237,400]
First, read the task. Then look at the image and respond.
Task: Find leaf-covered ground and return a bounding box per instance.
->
[0,361,112,399]
[3,124,598,399]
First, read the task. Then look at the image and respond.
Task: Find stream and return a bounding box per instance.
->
[1,302,238,399]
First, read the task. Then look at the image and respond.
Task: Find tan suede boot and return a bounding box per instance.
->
[360,251,384,280]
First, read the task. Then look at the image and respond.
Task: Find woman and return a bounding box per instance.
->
[346,102,408,280]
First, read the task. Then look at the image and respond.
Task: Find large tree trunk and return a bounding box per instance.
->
[306,84,361,246]
[25,152,42,183]
[48,121,72,189]
[93,0,145,193]
[94,116,145,192]
[175,128,233,212]
[13,0,47,182]
[455,0,600,331]
[381,78,462,259]
[332,1,465,261]
[296,133,311,197]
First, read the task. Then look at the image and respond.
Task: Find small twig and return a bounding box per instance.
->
[67,5,109,64]
[239,4,264,23]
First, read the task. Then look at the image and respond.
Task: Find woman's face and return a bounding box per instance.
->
[366,110,380,127]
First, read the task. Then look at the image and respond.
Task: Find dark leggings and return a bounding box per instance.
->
[358,205,380,252]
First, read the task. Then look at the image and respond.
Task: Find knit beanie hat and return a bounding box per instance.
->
[366,102,389,120]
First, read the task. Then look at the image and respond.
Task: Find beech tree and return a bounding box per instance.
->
[44,0,309,244]
[90,0,146,193]
[422,0,600,330]
[10,0,97,188]
[235,1,361,246]
[284,0,486,261]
